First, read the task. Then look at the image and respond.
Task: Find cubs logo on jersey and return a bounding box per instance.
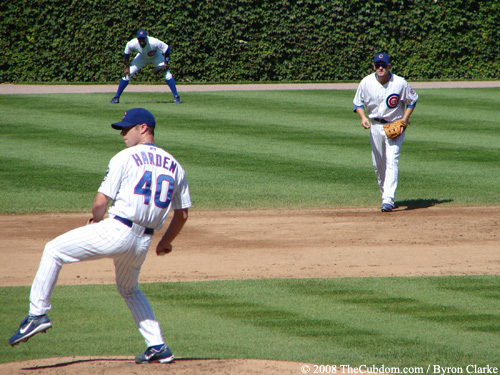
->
[386,94,400,108]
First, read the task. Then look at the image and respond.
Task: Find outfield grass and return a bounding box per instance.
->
[2,276,500,366]
[1,88,499,213]
[1,89,499,367]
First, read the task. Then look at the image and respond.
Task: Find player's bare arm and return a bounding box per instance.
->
[156,208,189,256]
[91,192,111,223]
[352,52,418,212]
[10,108,190,364]
[123,55,130,77]
[355,107,371,129]
[402,107,414,124]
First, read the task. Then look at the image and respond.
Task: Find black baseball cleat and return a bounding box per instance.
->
[381,203,394,212]
[135,344,174,364]
[174,96,181,104]
[109,97,120,104]
[9,315,52,347]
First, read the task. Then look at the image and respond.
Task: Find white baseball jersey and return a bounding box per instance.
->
[353,72,418,208]
[29,142,191,347]
[99,143,191,230]
[124,37,169,60]
[353,73,418,122]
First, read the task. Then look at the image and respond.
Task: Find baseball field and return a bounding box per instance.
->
[0,83,499,374]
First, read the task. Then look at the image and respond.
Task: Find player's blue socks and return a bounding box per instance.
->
[115,79,129,98]
[165,78,179,98]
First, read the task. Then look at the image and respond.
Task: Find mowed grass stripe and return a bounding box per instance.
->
[0,88,499,212]
[2,276,500,365]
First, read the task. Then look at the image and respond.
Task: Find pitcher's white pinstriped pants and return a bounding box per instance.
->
[29,218,164,347]
[370,125,405,206]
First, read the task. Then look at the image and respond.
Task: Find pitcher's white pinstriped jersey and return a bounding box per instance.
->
[99,143,191,230]
[124,37,169,61]
[353,73,418,121]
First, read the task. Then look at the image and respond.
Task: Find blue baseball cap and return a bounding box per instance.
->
[374,52,391,65]
[112,108,156,129]
[137,29,147,38]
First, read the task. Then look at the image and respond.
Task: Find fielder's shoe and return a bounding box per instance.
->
[174,96,182,104]
[381,203,394,212]
[135,344,174,364]
[9,314,52,347]
[109,97,120,104]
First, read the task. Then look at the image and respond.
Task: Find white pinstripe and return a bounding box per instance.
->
[27,141,191,348]
[124,37,173,82]
[370,125,405,205]
[353,73,417,123]
[354,72,418,206]
[29,218,164,346]
[128,54,173,81]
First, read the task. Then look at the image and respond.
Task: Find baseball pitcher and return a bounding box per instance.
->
[9,108,191,364]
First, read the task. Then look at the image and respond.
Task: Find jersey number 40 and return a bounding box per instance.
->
[134,171,174,209]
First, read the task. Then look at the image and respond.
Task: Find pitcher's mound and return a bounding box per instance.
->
[0,357,316,375]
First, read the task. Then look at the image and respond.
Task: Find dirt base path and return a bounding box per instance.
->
[2,206,499,287]
[1,80,500,95]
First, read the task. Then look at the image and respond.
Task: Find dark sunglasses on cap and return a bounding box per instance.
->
[375,63,388,69]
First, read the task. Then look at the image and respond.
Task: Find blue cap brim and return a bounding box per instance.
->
[111,121,137,129]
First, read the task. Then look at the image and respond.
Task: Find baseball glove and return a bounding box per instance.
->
[151,65,168,75]
[383,119,408,139]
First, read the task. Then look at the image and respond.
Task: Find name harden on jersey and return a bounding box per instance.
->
[131,151,177,173]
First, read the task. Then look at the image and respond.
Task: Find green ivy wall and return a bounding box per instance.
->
[1,0,498,83]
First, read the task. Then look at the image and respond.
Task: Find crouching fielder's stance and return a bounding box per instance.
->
[110,29,182,104]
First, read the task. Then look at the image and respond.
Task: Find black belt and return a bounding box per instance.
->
[114,216,154,235]
[372,118,389,124]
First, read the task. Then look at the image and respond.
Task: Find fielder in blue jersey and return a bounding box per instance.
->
[110,30,181,104]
